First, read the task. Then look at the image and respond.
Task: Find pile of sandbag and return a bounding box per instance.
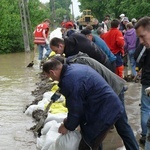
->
[25,89,81,150]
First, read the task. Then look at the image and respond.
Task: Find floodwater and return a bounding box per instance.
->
[0,52,39,150]
[0,52,143,150]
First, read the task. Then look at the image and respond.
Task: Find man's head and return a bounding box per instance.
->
[103,17,109,24]
[50,37,65,54]
[135,16,150,48]
[43,19,51,26]
[111,19,120,28]
[122,17,129,25]
[120,14,125,21]
[126,22,134,30]
[81,29,93,41]
[97,27,104,35]
[43,58,63,81]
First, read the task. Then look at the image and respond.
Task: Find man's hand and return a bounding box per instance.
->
[45,39,49,45]
[58,123,68,135]
[145,87,150,97]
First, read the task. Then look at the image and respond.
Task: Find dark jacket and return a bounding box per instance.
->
[66,52,125,95]
[134,44,150,85]
[58,64,123,146]
[63,33,111,69]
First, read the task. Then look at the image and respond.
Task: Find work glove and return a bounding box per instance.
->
[45,39,49,45]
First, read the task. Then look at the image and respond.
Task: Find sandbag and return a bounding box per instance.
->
[41,121,61,150]
[45,113,67,123]
[55,131,81,150]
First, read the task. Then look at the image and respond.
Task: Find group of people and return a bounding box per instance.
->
[33,16,150,149]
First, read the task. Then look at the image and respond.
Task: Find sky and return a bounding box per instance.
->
[39,0,81,18]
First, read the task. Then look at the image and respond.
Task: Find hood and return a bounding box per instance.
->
[125,28,135,36]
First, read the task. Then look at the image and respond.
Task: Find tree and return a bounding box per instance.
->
[0,0,51,54]
[78,0,150,22]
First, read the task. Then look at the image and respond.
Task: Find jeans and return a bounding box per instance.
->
[128,49,137,77]
[99,88,139,150]
[141,85,150,136]
[145,117,150,150]
[37,44,51,60]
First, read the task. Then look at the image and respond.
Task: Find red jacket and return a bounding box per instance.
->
[103,28,125,55]
[34,23,49,44]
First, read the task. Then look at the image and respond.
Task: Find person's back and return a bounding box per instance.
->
[52,54,139,150]
[103,19,125,78]
[124,22,137,77]
[66,52,124,95]
[93,34,116,62]
[33,19,51,65]
[63,33,112,70]
[58,63,123,147]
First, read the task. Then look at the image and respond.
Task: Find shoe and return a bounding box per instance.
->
[139,136,146,145]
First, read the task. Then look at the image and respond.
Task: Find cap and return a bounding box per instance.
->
[65,22,74,29]
[120,14,125,18]
[80,29,91,35]
[123,17,129,22]
[131,18,137,23]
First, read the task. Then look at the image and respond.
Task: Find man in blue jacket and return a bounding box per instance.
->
[52,53,139,150]
[43,58,123,150]
[81,29,116,72]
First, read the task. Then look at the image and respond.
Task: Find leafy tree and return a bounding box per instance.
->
[0,0,23,53]
[0,0,50,54]
[78,0,150,22]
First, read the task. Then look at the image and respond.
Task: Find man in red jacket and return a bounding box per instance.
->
[33,19,51,63]
[103,19,125,78]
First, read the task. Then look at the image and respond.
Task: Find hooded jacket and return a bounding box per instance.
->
[124,28,137,51]
[58,64,123,146]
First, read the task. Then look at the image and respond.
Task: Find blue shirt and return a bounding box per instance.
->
[93,34,116,62]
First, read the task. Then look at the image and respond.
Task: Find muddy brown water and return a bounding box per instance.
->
[0,52,143,150]
[0,52,39,150]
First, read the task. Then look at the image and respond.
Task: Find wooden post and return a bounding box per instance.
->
[19,0,32,52]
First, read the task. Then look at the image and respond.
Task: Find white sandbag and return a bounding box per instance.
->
[43,91,54,100]
[38,98,49,106]
[36,135,46,149]
[55,131,81,150]
[48,142,56,150]
[45,113,67,123]
[25,104,44,116]
[41,121,61,150]
[41,120,58,135]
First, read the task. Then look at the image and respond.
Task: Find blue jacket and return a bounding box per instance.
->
[93,34,116,62]
[58,64,123,146]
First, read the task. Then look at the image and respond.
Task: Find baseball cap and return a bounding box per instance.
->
[131,18,137,23]
[120,14,125,18]
[123,17,129,22]
[65,22,74,29]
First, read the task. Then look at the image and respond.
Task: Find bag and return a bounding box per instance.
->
[55,131,81,150]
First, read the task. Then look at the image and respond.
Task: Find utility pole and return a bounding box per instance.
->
[71,1,74,21]
[51,0,56,29]
[19,0,32,52]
